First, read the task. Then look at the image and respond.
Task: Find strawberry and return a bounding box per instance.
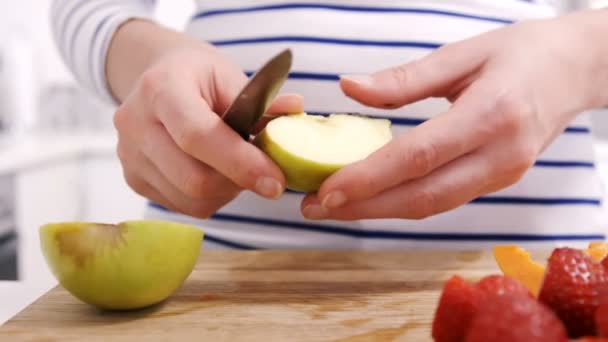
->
[597,300,608,337]
[465,294,568,342]
[575,338,608,342]
[475,274,532,299]
[432,275,478,342]
[538,247,608,338]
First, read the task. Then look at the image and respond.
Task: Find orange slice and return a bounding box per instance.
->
[584,241,608,262]
[493,245,546,297]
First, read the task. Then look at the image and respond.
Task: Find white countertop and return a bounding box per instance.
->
[0,130,117,174]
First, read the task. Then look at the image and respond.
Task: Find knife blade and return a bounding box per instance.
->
[221,48,293,140]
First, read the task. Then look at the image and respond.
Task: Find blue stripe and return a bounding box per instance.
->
[147,203,605,242]
[534,160,595,168]
[289,72,340,81]
[193,3,514,24]
[304,111,427,126]
[204,233,258,250]
[148,203,603,242]
[212,36,442,49]
[564,126,591,134]
[470,197,601,206]
[278,108,590,136]
[282,190,601,205]
[208,213,604,242]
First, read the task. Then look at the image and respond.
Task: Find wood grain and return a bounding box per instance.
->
[0,250,550,341]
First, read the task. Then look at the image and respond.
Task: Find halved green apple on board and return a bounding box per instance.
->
[39,220,203,310]
[254,112,393,193]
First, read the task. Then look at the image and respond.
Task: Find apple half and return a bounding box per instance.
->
[40,220,203,310]
[254,113,392,193]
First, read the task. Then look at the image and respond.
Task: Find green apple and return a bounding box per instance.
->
[254,113,392,193]
[39,220,203,310]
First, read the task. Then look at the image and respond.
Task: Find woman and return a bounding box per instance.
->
[50,0,608,250]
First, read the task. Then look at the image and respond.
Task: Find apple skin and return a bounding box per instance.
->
[39,220,203,310]
[254,127,344,193]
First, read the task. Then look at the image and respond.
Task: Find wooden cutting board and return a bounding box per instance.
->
[0,249,547,341]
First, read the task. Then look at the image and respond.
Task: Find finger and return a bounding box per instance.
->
[267,93,304,114]
[120,165,179,214]
[339,37,490,109]
[251,93,304,134]
[302,139,523,220]
[121,138,239,218]
[140,122,240,199]
[156,78,287,199]
[143,160,239,219]
[317,78,505,210]
[131,179,180,214]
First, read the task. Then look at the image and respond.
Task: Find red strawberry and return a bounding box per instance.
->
[465,294,568,342]
[597,300,608,337]
[576,338,608,341]
[432,275,478,342]
[538,247,608,338]
[475,274,532,299]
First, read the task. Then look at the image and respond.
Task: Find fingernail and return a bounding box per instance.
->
[322,191,347,209]
[339,74,373,87]
[303,205,328,220]
[255,177,283,199]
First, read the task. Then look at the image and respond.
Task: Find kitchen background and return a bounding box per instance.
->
[0,0,607,325]
[0,0,194,324]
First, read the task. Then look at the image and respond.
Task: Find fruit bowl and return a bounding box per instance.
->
[39,220,204,310]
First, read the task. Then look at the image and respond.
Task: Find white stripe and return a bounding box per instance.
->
[192,0,556,21]
[538,130,596,161]
[209,191,605,235]
[145,204,602,251]
[387,124,596,162]
[188,7,508,44]
[209,42,441,76]
[493,167,602,198]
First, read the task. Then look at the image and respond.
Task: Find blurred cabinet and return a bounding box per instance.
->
[16,158,81,282]
[0,159,81,325]
[80,153,146,223]
[0,174,16,280]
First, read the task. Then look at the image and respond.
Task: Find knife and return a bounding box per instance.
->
[221,48,293,140]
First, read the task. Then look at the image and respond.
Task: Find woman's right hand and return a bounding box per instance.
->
[109,22,303,218]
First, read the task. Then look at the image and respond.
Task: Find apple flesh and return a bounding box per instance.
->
[255,113,392,193]
[39,220,203,310]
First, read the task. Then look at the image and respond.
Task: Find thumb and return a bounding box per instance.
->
[251,93,305,134]
[339,41,486,109]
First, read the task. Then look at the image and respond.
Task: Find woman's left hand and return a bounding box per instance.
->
[301,9,608,220]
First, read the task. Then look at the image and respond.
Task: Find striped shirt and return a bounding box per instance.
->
[50,0,608,250]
